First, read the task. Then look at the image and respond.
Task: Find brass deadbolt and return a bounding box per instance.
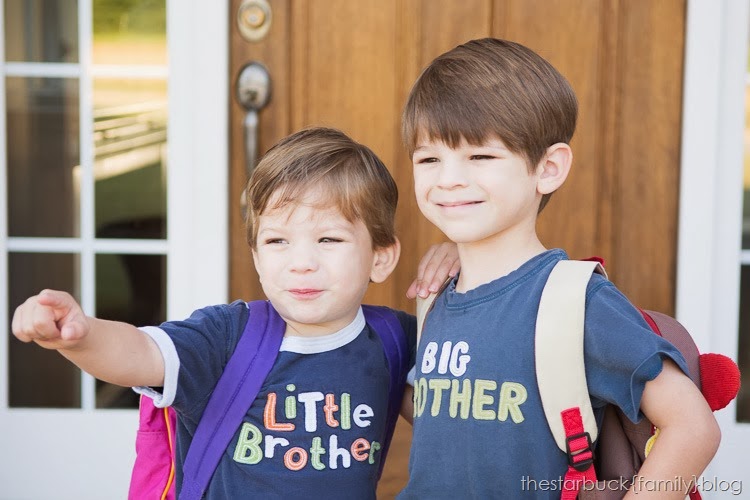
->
[238,0,272,42]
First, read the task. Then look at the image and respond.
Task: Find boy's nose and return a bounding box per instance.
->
[287,245,319,273]
[436,160,468,189]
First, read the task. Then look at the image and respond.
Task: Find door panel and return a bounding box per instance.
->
[229,1,686,496]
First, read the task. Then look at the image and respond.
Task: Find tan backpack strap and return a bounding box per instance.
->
[536,260,606,452]
[415,277,452,346]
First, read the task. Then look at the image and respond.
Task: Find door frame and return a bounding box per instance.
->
[0,0,228,497]
[676,0,749,490]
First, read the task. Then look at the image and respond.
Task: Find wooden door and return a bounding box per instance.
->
[229,1,686,497]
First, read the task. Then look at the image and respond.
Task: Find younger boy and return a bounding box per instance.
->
[11,127,456,499]
[398,38,720,499]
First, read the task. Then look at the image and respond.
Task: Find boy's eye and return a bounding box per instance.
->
[319,237,343,243]
[470,154,495,160]
[264,238,286,245]
[414,156,438,164]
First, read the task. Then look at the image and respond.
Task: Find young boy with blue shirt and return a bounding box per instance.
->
[11,127,457,499]
[398,38,720,499]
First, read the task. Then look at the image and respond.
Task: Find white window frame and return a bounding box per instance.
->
[676,0,750,483]
[677,0,748,362]
[0,0,228,407]
[0,0,227,496]
[165,0,228,318]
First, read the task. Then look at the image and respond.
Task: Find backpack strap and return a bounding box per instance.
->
[361,305,409,478]
[535,259,605,499]
[180,300,285,500]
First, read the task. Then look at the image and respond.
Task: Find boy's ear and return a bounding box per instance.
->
[536,143,572,195]
[370,238,401,284]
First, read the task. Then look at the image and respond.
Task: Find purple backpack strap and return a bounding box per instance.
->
[361,305,409,478]
[180,300,285,500]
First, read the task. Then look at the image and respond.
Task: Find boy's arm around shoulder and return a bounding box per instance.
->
[625,359,721,499]
[12,289,165,388]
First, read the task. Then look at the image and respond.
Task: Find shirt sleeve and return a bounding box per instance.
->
[133,326,180,407]
[583,278,689,423]
[137,301,249,423]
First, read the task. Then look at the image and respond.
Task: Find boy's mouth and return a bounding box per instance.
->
[288,288,324,299]
[437,200,482,207]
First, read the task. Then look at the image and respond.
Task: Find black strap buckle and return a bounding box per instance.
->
[565,431,594,472]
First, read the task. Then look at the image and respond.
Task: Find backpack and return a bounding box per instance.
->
[128,300,409,500]
[416,259,741,500]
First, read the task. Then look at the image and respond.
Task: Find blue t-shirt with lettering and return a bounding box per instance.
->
[137,302,415,499]
[398,249,687,499]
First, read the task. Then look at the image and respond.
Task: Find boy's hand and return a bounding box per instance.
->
[407,242,460,299]
[12,290,90,350]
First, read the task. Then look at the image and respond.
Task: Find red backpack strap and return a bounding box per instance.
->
[560,408,597,499]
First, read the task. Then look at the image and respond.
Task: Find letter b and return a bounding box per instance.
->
[421,342,438,374]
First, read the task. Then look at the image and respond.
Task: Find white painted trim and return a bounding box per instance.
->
[0,0,8,410]
[677,0,750,488]
[676,1,721,352]
[4,62,80,77]
[7,237,169,254]
[3,62,169,80]
[742,250,750,264]
[676,0,748,353]
[79,0,96,410]
[166,0,229,320]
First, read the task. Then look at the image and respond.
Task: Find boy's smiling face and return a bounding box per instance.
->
[252,188,397,337]
[412,136,542,246]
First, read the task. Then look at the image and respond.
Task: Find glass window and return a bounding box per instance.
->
[8,253,82,408]
[95,253,166,408]
[93,0,166,65]
[94,78,167,239]
[6,77,80,238]
[739,267,750,422]
[5,0,168,410]
[4,0,79,63]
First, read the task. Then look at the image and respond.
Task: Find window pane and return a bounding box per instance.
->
[738,265,750,422]
[743,82,750,248]
[93,0,166,65]
[94,78,167,239]
[95,253,166,408]
[7,77,80,237]
[8,253,81,408]
[4,0,79,63]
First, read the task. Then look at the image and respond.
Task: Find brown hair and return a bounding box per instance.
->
[402,38,578,211]
[245,127,398,249]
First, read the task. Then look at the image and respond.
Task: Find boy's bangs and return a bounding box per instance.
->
[265,173,361,224]
[404,90,514,155]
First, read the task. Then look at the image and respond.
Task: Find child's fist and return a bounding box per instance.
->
[11,290,90,349]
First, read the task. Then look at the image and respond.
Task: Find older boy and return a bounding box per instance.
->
[12,127,456,499]
[398,38,719,499]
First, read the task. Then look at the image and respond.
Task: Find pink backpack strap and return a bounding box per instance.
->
[129,395,177,500]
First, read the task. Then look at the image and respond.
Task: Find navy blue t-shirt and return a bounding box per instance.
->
[398,249,688,499]
[137,302,415,499]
